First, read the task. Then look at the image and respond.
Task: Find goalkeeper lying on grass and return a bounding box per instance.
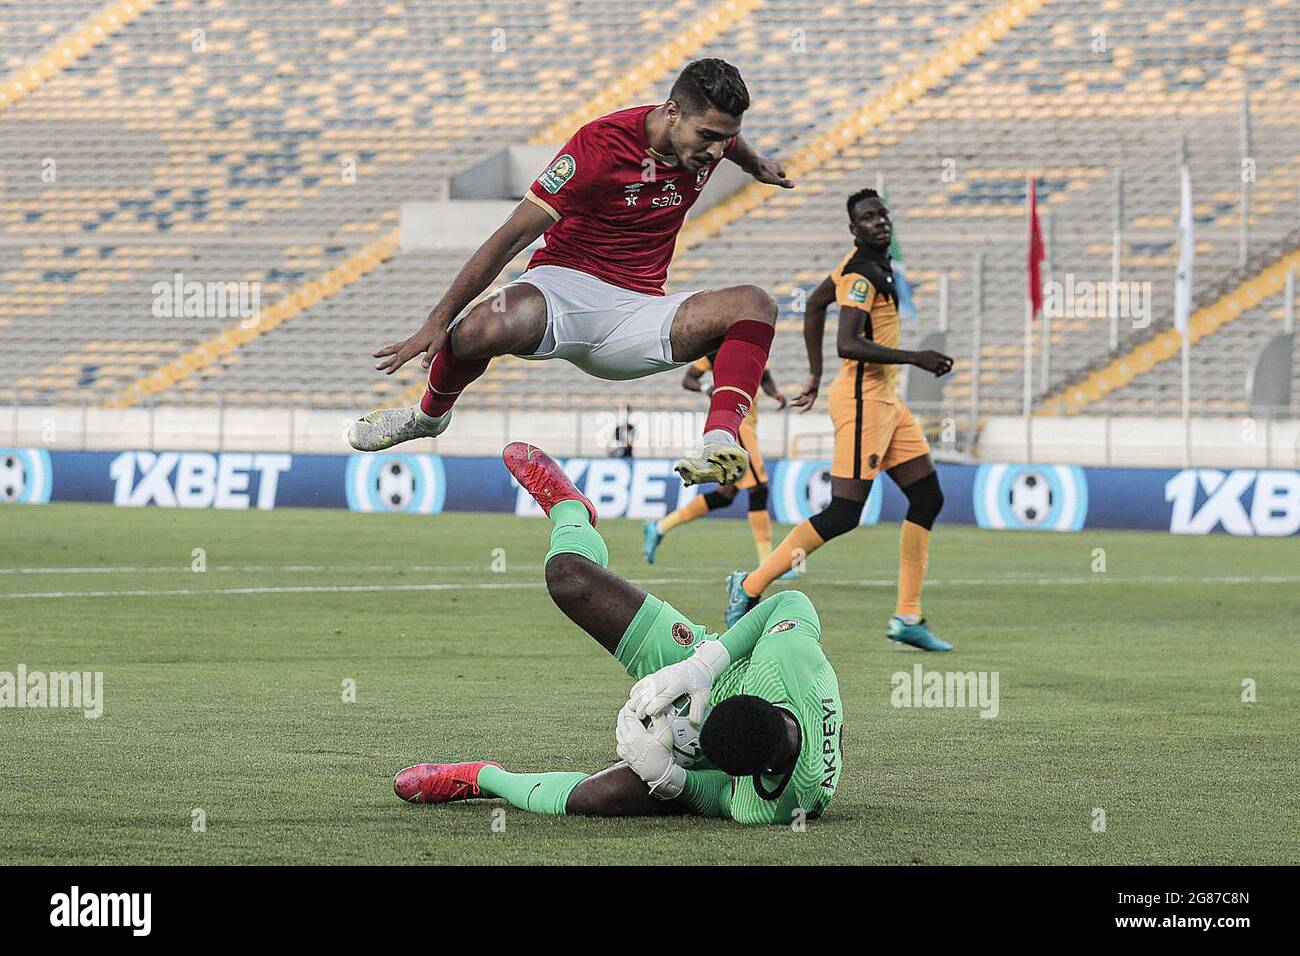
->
[394,442,843,825]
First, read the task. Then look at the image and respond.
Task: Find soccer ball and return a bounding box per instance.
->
[644,694,710,769]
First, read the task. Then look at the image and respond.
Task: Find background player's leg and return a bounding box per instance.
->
[565,765,693,817]
[645,486,736,562]
[743,476,869,598]
[726,476,869,625]
[669,285,777,442]
[885,454,950,651]
[661,486,735,533]
[887,454,943,620]
[746,482,772,562]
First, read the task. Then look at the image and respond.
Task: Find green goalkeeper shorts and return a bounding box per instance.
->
[614,595,713,681]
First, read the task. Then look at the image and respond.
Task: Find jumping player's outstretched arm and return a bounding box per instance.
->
[724,134,794,189]
[373,198,554,375]
[790,275,837,411]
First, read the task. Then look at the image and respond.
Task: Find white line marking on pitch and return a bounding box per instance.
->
[2,574,1298,601]
[0,564,533,576]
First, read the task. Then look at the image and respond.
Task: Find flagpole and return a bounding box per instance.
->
[1042,209,1054,391]
[971,251,984,429]
[1178,137,1192,468]
[1111,167,1123,352]
[1240,91,1251,271]
[1181,320,1191,466]
[1024,174,1034,463]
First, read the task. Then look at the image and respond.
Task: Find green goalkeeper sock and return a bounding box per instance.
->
[477,766,587,815]
[545,499,608,569]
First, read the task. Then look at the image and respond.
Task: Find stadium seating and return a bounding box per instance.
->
[0,2,99,71]
[2,0,1297,424]
[0,0,717,404]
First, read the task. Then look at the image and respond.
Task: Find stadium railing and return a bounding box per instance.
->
[8,391,1299,469]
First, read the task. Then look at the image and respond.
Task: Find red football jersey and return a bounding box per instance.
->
[525,104,733,296]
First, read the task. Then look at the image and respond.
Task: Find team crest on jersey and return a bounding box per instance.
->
[538,154,576,194]
[849,278,870,303]
[694,166,711,190]
[671,622,695,646]
[767,620,798,634]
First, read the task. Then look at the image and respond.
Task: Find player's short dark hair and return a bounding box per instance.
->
[700,695,787,776]
[847,187,883,219]
[670,58,750,117]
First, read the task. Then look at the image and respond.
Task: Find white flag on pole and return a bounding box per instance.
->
[1174,162,1194,334]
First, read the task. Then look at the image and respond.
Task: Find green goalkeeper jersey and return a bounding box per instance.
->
[698,591,844,825]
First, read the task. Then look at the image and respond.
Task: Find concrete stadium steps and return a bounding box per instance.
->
[0,240,363,404]
[1098,289,1297,415]
[0,1,103,72]
[665,0,1300,413]
[3,0,1298,416]
[1,0,747,407]
[617,0,996,159]
[0,0,715,239]
[174,246,456,407]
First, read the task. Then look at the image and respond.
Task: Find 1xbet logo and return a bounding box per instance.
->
[109,451,291,509]
[1166,469,1300,536]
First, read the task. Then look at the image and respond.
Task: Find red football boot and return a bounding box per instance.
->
[393,761,501,804]
[501,442,598,526]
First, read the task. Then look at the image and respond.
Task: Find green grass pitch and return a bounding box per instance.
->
[1,502,1296,865]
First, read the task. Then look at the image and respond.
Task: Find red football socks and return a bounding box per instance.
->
[420,342,489,416]
[704,319,774,437]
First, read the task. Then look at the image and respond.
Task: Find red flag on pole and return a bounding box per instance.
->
[1027,177,1045,318]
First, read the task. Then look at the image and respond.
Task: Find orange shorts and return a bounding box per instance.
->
[734,416,767,490]
[828,369,929,480]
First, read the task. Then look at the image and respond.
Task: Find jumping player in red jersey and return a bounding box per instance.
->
[348,59,793,485]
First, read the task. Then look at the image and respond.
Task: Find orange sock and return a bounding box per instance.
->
[747,510,772,563]
[896,520,931,618]
[658,495,708,534]
[743,520,825,597]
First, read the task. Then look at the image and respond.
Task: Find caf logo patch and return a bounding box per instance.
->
[767,620,798,634]
[671,622,695,646]
[538,154,576,194]
[849,278,870,303]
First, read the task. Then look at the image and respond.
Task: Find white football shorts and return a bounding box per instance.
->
[498,264,701,381]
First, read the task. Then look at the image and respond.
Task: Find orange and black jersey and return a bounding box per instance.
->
[830,243,901,400]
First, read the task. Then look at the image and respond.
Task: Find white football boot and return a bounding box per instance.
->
[674,430,750,486]
[347,406,452,452]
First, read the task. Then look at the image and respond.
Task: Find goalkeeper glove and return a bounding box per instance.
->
[615,703,686,800]
[628,639,731,725]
